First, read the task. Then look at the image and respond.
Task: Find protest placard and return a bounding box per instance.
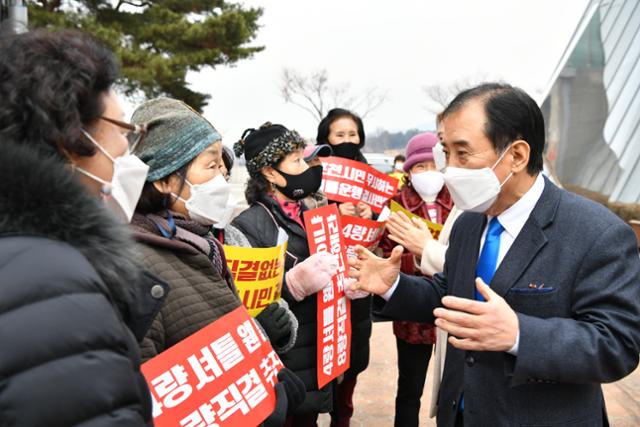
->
[320,156,399,213]
[389,200,444,239]
[142,306,283,427]
[341,215,386,258]
[303,204,351,388]
[224,232,288,316]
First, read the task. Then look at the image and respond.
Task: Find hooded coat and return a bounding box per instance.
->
[0,141,168,426]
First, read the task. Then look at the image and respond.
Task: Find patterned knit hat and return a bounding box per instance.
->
[131,97,221,181]
[233,122,306,177]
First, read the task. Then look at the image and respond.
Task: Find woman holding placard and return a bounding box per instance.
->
[316,108,374,427]
[232,122,341,426]
[129,101,305,426]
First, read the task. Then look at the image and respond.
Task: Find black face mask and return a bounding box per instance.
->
[275,165,323,200]
[330,142,360,160]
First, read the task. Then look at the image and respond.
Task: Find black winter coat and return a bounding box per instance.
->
[0,142,168,426]
[328,149,372,380]
[232,194,334,415]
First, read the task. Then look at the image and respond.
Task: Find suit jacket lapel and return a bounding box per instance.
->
[490,177,561,297]
[490,221,547,297]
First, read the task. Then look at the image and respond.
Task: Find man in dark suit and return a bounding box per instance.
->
[348,83,640,427]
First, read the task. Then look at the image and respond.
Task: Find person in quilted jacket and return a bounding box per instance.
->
[129,98,306,426]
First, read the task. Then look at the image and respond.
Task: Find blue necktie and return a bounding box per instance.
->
[460,217,505,413]
[475,217,505,301]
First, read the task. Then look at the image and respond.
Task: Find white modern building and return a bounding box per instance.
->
[540,0,640,204]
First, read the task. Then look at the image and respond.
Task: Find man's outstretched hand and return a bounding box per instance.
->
[347,244,403,296]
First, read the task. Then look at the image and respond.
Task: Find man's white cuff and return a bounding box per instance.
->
[381,275,400,301]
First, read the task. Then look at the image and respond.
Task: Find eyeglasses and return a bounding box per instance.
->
[100,116,147,151]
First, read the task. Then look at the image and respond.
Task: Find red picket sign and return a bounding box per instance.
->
[341,215,386,258]
[320,156,399,213]
[142,306,283,427]
[303,204,352,388]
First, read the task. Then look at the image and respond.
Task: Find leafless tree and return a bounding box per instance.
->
[423,73,495,113]
[281,67,387,120]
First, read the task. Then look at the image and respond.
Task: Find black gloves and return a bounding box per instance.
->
[277,367,306,413]
[256,302,293,347]
[262,368,306,427]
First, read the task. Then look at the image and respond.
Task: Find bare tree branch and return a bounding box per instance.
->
[423,73,494,113]
[280,67,387,121]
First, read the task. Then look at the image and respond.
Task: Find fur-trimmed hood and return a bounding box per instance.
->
[0,140,167,339]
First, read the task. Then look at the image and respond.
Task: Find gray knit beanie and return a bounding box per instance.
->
[131,97,221,181]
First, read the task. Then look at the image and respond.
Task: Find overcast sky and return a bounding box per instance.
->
[160,0,589,144]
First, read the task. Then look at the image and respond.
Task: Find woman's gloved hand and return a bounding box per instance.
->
[285,252,338,301]
[262,368,306,427]
[344,278,369,300]
[256,302,293,348]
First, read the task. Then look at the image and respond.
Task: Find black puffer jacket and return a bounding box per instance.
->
[0,142,168,426]
[329,149,372,380]
[232,194,334,415]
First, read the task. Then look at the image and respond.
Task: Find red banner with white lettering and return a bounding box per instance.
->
[303,204,352,388]
[142,306,283,427]
[320,156,399,213]
[341,215,386,258]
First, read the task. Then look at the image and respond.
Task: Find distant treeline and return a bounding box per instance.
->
[364,128,434,153]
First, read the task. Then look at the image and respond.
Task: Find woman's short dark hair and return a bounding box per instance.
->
[0,29,119,160]
[244,174,271,205]
[316,108,366,147]
[442,83,545,175]
[222,145,234,174]
[136,163,191,214]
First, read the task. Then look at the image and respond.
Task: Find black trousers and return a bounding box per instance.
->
[394,337,433,427]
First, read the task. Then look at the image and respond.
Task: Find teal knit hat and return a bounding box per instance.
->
[131,97,221,181]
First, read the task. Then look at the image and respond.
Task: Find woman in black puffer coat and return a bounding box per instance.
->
[0,30,167,426]
[316,108,373,427]
[232,123,339,427]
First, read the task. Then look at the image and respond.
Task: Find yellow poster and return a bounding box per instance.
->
[224,239,288,317]
[389,200,444,240]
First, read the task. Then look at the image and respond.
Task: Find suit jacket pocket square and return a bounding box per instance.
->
[509,287,556,295]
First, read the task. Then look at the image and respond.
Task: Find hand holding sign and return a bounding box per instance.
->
[356,202,373,220]
[343,277,369,300]
[263,368,306,427]
[338,202,357,217]
[255,302,293,348]
[347,244,403,296]
[285,252,338,301]
[386,211,431,257]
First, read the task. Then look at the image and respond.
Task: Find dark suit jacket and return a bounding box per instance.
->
[375,177,640,427]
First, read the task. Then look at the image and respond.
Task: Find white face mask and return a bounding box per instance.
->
[411,170,445,200]
[174,174,233,227]
[395,162,404,171]
[433,142,447,171]
[212,193,237,230]
[443,147,513,213]
[76,130,149,222]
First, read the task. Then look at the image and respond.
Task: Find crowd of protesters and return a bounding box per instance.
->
[1,28,639,427]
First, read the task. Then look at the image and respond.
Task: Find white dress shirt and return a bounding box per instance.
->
[382,174,546,355]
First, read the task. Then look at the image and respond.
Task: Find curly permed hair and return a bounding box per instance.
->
[0,29,119,161]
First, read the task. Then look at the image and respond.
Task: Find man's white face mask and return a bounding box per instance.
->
[442,146,513,213]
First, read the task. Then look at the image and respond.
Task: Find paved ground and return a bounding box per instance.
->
[318,322,640,427]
